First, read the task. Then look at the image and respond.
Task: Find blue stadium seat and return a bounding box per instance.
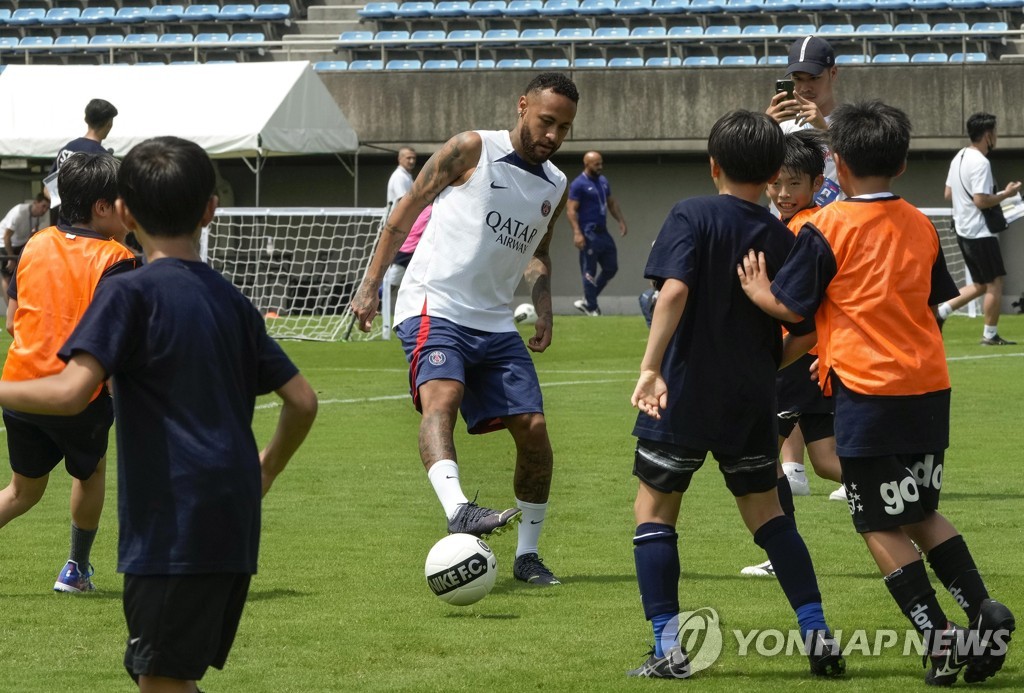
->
[910,0,948,9]
[835,53,867,63]
[682,55,718,65]
[53,35,89,52]
[253,4,292,21]
[78,7,117,24]
[496,57,533,67]
[579,0,617,14]
[339,31,376,44]
[932,22,968,33]
[763,0,799,10]
[411,29,447,45]
[460,58,496,67]
[742,24,779,36]
[593,26,629,40]
[395,2,436,18]
[872,52,909,62]
[556,26,593,39]
[483,28,519,44]
[375,30,412,41]
[757,54,789,64]
[219,5,257,21]
[124,33,160,47]
[505,0,543,14]
[725,0,763,12]
[446,28,483,45]
[229,32,265,44]
[949,51,986,62]
[874,0,912,9]
[836,0,872,9]
[609,56,644,66]
[315,60,349,71]
[948,0,986,8]
[19,36,54,49]
[358,2,400,18]
[9,8,46,26]
[466,0,508,15]
[535,57,571,67]
[574,57,607,66]
[721,55,756,64]
[149,5,186,22]
[158,33,195,46]
[705,25,741,37]
[113,7,150,24]
[183,5,220,22]
[818,24,855,35]
[989,0,1024,6]
[646,56,682,66]
[423,58,460,68]
[196,33,230,44]
[350,59,385,69]
[0,10,11,26]
[856,23,894,34]
[911,52,948,62]
[687,0,723,11]
[667,25,703,37]
[540,0,581,15]
[630,25,668,40]
[971,22,1009,33]
[386,58,422,69]
[800,0,838,9]
[88,35,124,52]
[617,0,655,13]
[43,8,81,25]
[780,24,816,35]
[432,1,472,15]
[894,23,930,33]
[649,0,688,13]
[521,27,557,43]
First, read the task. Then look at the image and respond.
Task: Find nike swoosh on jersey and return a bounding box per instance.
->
[490,181,508,189]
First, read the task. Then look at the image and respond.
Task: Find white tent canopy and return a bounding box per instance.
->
[0,61,358,159]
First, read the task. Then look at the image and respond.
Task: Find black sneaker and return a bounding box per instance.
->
[980,334,1016,346]
[924,623,969,686]
[963,598,1015,684]
[626,645,691,679]
[806,630,846,677]
[447,501,521,538]
[512,552,561,586]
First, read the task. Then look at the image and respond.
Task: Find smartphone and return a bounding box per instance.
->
[775,79,795,99]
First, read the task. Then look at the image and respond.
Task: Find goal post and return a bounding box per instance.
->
[921,207,980,317]
[200,207,387,341]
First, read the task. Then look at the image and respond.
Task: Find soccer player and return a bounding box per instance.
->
[628,110,844,679]
[351,73,578,587]
[0,153,137,592]
[738,101,1015,686]
[0,136,318,691]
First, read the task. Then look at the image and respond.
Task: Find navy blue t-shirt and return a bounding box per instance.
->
[49,138,110,174]
[59,259,299,575]
[568,172,611,231]
[633,195,811,456]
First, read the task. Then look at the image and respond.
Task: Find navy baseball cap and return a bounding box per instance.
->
[787,35,835,75]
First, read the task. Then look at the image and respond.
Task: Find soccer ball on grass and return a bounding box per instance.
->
[424,533,497,606]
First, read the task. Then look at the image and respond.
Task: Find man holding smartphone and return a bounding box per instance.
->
[766,36,842,208]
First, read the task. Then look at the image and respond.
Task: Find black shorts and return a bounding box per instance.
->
[956,235,1006,285]
[0,244,24,279]
[4,393,113,480]
[634,438,777,497]
[123,573,251,682]
[839,452,943,533]
[778,412,835,444]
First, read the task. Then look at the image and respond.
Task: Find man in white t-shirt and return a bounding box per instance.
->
[940,112,1021,345]
[385,147,416,206]
[1,194,51,303]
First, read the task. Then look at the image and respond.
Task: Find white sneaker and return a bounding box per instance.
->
[782,462,810,496]
[573,298,601,317]
[741,560,776,577]
[829,485,847,501]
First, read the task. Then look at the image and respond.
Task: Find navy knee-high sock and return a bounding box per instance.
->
[885,559,949,640]
[777,474,795,519]
[927,535,989,623]
[754,515,827,637]
[634,522,679,657]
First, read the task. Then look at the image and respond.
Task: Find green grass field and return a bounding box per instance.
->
[0,314,1021,692]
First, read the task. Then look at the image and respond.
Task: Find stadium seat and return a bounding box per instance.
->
[574,57,607,66]
[836,0,873,9]
[948,0,986,8]
[911,52,948,62]
[53,35,89,52]
[682,55,718,65]
[229,32,265,44]
[183,5,220,22]
[724,0,763,12]
[9,8,46,26]
[88,35,124,52]
[374,30,412,41]
[395,2,436,18]
[763,0,800,10]
[113,7,150,24]
[556,26,593,39]
[521,27,557,43]
[630,25,668,40]
[780,24,816,35]
[466,0,509,16]
[219,5,257,21]
[496,57,533,67]
[593,26,629,40]
[78,7,117,25]
[148,5,186,22]
[742,24,779,36]
[43,8,81,25]
[446,28,483,45]
[949,51,986,62]
[799,0,838,9]
[872,52,909,62]
[158,33,195,46]
[667,25,703,37]
[339,31,376,44]
[411,29,447,44]
[459,58,496,67]
[835,53,867,63]
[350,59,385,69]
[617,0,656,13]
[18,36,54,51]
[687,0,723,12]
[609,56,644,66]
[874,0,912,8]
[483,28,519,44]
[757,54,789,64]
[856,23,894,34]
[0,10,10,26]
[196,33,230,44]
[386,58,422,69]
[721,54,756,64]
[423,58,460,68]
[432,0,472,15]
[894,23,930,33]
[253,4,292,21]
[649,0,688,13]
[124,33,160,47]
[818,24,855,35]
[540,0,581,15]
[505,0,543,14]
[910,0,948,8]
[646,55,681,66]
[989,0,1024,6]
[971,22,1009,33]
[932,22,969,33]
[358,2,400,18]
[532,56,573,66]
[579,0,617,14]
[705,25,741,37]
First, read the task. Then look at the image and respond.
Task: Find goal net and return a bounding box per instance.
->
[201,207,387,341]
[921,207,980,317]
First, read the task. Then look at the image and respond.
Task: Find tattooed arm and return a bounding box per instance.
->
[350,132,482,331]
[523,189,567,353]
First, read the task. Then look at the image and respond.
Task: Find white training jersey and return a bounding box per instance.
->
[945,147,994,239]
[394,129,567,333]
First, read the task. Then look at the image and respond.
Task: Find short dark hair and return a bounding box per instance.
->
[829,101,911,179]
[57,153,119,225]
[708,110,785,184]
[524,72,579,104]
[966,112,997,143]
[34,192,48,204]
[118,136,215,238]
[84,99,118,128]
[782,129,826,180]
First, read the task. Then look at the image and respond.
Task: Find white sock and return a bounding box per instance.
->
[782,461,806,477]
[938,303,952,320]
[984,324,998,339]
[515,498,548,558]
[427,460,469,520]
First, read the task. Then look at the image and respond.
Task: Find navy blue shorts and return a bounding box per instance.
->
[633,438,778,497]
[4,392,113,480]
[396,315,543,434]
